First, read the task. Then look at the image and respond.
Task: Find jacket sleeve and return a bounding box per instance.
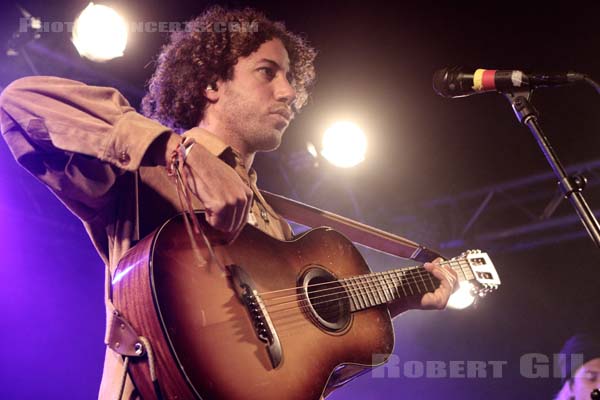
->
[0,76,170,222]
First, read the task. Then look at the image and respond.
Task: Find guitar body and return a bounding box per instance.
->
[112,213,395,400]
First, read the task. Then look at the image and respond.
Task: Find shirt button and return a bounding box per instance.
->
[118,151,131,165]
[260,209,269,223]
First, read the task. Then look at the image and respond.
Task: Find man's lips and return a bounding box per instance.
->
[270,108,293,122]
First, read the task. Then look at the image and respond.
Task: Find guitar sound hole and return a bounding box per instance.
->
[300,267,351,332]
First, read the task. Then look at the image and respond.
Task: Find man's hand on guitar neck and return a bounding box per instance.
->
[388,258,459,318]
[420,258,458,309]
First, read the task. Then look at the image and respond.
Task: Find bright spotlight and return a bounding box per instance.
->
[447,281,476,310]
[72,3,128,62]
[321,121,367,168]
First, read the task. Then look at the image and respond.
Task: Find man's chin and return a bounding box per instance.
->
[257,130,283,152]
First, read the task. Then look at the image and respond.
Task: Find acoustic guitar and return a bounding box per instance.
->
[111,212,500,399]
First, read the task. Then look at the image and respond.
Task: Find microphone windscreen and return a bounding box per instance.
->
[432,68,454,97]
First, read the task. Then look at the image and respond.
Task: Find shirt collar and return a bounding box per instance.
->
[183,127,230,157]
[183,127,259,187]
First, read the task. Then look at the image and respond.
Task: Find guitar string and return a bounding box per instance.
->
[200,270,444,329]
[259,259,471,311]
[179,261,478,330]
[260,262,471,316]
[258,258,470,300]
[183,259,481,331]
[181,266,479,334]
[264,269,440,313]
[262,266,453,318]
[264,274,437,317]
[209,262,485,330]
[261,259,468,307]
[262,260,476,316]
[267,271,451,324]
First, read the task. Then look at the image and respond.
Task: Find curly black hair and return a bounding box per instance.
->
[142,6,316,132]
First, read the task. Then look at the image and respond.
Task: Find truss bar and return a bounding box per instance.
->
[460,191,494,237]
[424,159,600,207]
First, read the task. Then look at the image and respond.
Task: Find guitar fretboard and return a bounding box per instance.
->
[339,259,475,312]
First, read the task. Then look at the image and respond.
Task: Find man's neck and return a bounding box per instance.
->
[198,121,255,171]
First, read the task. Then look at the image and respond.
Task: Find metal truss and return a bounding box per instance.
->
[270,150,600,255]
[397,159,600,254]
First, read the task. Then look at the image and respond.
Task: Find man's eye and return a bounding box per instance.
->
[259,67,275,80]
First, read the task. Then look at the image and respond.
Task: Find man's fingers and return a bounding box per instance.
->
[230,187,253,233]
[239,187,253,230]
[216,191,250,233]
[182,146,255,234]
[420,259,459,309]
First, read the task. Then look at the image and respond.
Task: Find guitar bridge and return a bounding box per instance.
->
[228,264,282,369]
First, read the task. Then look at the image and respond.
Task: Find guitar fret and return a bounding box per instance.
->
[358,276,372,308]
[388,271,401,299]
[377,274,388,303]
[460,259,474,280]
[415,267,427,293]
[448,260,462,281]
[448,260,460,280]
[419,267,432,293]
[407,267,418,296]
[399,269,413,296]
[341,280,358,312]
[385,272,395,301]
[371,274,385,304]
[379,272,393,302]
[349,277,366,310]
[360,275,376,306]
[382,272,395,300]
[343,278,357,310]
[417,267,426,293]
[393,270,408,298]
[425,267,436,292]
[409,268,418,293]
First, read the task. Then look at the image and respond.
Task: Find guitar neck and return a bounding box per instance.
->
[340,259,474,312]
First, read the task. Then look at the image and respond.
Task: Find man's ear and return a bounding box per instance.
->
[205,80,222,102]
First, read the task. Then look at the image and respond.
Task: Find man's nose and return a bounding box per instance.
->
[275,77,296,106]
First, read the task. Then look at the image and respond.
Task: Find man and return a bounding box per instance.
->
[0,6,457,399]
[555,334,600,400]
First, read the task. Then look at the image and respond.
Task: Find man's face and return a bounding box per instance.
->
[570,358,600,399]
[215,38,296,154]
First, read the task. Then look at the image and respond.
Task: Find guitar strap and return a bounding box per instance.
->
[260,190,443,263]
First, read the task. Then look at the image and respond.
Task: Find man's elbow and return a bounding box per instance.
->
[0,76,36,111]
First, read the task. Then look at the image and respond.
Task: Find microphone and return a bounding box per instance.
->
[432,67,586,98]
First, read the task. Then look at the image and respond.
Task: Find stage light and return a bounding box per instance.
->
[72,3,128,62]
[321,121,367,168]
[447,281,476,309]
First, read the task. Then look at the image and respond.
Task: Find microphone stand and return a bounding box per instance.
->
[503,90,600,248]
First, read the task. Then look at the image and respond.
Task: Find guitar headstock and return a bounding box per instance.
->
[453,250,501,297]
